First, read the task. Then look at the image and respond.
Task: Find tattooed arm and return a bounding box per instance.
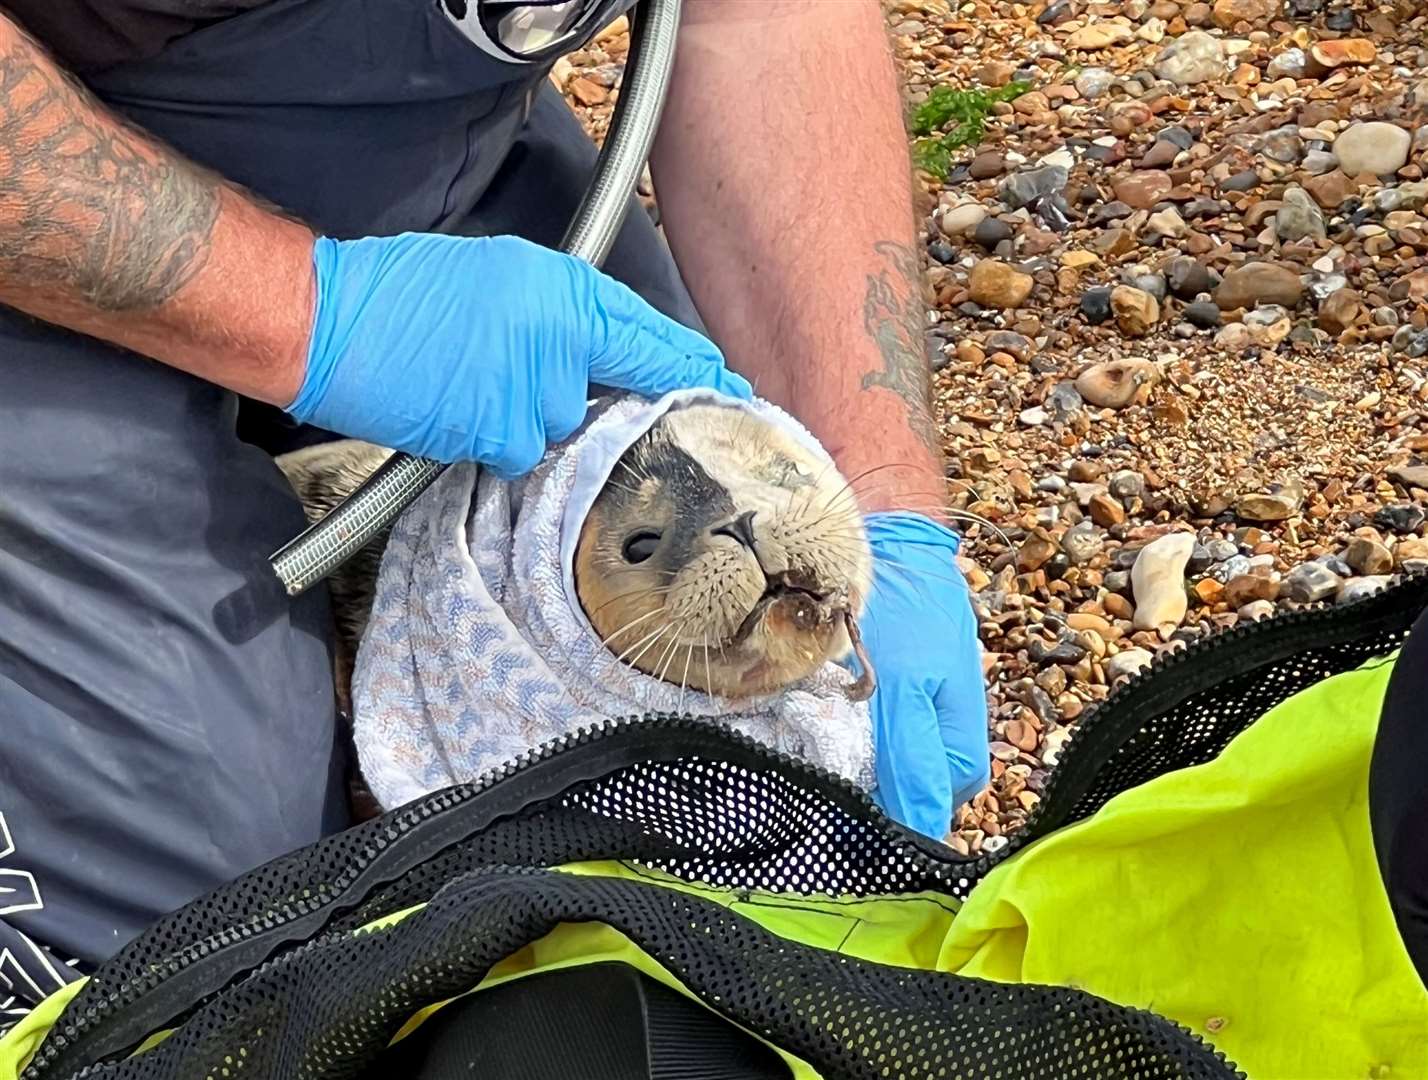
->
[652,2,991,835]
[0,12,315,404]
[650,0,944,517]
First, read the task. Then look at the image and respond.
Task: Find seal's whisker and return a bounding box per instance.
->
[596,607,664,652]
[654,627,687,685]
[678,643,694,715]
[585,581,674,613]
[624,627,676,675]
[879,504,1012,548]
[797,486,871,534]
[808,461,956,520]
[702,634,716,708]
[868,550,974,590]
[838,484,1001,513]
[818,490,1014,550]
[807,472,868,522]
[592,557,680,575]
[838,460,930,490]
[850,476,981,497]
[615,457,653,484]
[612,620,677,670]
[602,479,646,497]
[865,558,969,625]
[941,510,1013,547]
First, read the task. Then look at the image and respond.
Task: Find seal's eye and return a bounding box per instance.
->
[621,531,662,564]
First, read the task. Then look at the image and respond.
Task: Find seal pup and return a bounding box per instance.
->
[574,401,874,700]
[275,401,875,704]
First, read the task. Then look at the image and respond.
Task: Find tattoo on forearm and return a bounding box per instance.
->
[859,239,938,452]
[0,21,219,312]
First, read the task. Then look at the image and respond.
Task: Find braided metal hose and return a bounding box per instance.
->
[269,0,684,596]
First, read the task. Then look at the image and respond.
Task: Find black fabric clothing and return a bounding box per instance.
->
[377,962,792,1079]
[1,1,274,72]
[0,0,695,1024]
[1369,600,1428,991]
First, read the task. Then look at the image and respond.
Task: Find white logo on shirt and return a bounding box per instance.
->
[0,814,41,918]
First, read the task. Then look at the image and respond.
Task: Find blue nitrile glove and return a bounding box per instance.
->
[286,233,752,479]
[851,511,991,840]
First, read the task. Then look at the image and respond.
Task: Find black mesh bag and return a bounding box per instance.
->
[20,571,1428,1080]
[14,715,1244,1080]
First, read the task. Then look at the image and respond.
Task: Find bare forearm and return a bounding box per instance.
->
[651,0,943,515]
[0,14,313,404]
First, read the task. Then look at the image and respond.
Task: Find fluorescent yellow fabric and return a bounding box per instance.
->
[554,860,960,969]
[940,652,1428,1080]
[0,979,85,1079]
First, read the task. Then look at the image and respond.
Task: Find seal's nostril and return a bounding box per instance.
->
[712,509,758,551]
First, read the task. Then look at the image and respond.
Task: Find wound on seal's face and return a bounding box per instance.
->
[574,402,874,700]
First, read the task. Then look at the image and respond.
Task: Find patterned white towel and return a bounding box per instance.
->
[351,388,875,810]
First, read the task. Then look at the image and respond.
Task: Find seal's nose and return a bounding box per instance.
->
[712,509,758,552]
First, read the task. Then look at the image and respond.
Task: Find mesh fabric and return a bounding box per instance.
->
[28,570,1428,1080]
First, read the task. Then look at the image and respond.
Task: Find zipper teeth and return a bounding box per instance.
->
[36,568,1422,1077]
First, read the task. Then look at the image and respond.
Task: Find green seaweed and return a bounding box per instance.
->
[909,80,1032,180]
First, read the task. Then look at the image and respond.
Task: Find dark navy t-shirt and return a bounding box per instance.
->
[3,2,272,72]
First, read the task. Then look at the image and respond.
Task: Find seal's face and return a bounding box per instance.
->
[574,403,873,700]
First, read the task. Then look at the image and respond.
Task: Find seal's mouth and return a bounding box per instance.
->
[728,572,832,647]
[720,572,877,704]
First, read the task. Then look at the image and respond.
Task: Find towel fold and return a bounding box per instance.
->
[352,388,875,809]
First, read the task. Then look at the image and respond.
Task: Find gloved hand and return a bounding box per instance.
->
[286,232,752,479]
[850,511,991,840]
